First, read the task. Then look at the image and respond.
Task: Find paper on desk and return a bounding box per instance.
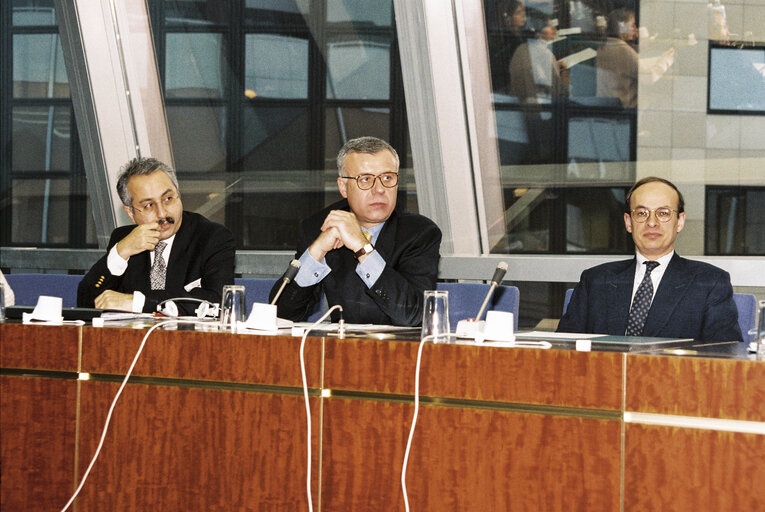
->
[517,331,603,340]
[294,323,413,333]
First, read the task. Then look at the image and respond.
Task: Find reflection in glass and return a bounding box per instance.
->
[326,38,390,100]
[565,187,630,253]
[244,0,310,26]
[164,0,228,25]
[12,106,71,172]
[12,0,56,26]
[167,106,226,172]
[326,0,391,27]
[245,34,308,99]
[242,106,309,171]
[165,33,227,99]
[11,178,70,244]
[13,34,69,98]
[324,107,389,168]
[706,187,765,256]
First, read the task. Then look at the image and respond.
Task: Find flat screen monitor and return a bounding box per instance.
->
[707,42,765,115]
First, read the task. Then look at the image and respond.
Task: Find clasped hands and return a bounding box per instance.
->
[95,222,163,311]
[308,210,370,262]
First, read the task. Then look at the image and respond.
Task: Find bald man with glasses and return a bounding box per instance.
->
[271,136,442,326]
[558,177,742,342]
[78,157,235,314]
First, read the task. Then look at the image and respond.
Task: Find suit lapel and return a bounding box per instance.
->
[607,259,636,334]
[374,209,398,261]
[164,211,192,289]
[643,253,689,337]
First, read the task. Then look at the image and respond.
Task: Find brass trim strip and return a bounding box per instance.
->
[2,367,621,420]
[0,368,321,397]
[329,389,623,421]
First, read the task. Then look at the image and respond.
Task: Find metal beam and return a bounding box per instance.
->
[54,0,172,248]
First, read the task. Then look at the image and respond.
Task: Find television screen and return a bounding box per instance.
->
[708,43,765,115]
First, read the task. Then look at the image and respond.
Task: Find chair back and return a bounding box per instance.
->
[436,282,520,330]
[236,277,324,321]
[563,288,574,315]
[4,273,82,308]
[733,293,757,344]
[235,278,277,316]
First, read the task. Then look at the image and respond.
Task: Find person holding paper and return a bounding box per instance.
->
[270,136,441,326]
[77,157,235,314]
[558,177,742,342]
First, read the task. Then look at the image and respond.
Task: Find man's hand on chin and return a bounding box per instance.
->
[116,222,161,259]
[95,290,134,311]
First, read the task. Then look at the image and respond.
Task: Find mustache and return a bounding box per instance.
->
[158,216,175,225]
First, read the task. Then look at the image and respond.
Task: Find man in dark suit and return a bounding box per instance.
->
[558,177,742,341]
[78,157,235,315]
[271,137,441,326]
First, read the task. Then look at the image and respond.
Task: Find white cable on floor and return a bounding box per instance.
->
[401,334,434,512]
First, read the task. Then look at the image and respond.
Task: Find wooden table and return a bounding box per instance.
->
[1,322,763,511]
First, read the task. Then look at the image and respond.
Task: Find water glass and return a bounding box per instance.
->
[0,281,5,321]
[757,300,765,356]
[220,285,246,332]
[421,290,450,342]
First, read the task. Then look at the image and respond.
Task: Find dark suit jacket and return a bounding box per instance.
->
[271,200,442,326]
[77,211,235,315]
[557,253,742,342]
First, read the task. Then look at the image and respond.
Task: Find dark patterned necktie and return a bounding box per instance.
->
[150,241,167,290]
[625,261,660,336]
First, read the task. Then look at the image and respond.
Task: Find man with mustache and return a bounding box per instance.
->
[78,157,235,314]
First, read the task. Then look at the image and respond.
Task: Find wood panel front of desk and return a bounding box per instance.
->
[2,323,764,511]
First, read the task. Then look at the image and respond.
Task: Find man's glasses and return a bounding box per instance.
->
[340,172,399,190]
[131,195,178,215]
[630,207,678,223]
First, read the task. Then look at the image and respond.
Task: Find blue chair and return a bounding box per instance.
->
[436,282,520,330]
[4,273,82,308]
[236,277,324,321]
[733,293,757,344]
[563,288,574,315]
[235,277,277,316]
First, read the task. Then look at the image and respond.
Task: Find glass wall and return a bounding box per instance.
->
[150,0,412,251]
[1,0,95,247]
[480,0,765,257]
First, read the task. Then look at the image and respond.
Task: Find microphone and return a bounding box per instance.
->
[475,261,508,322]
[270,259,301,305]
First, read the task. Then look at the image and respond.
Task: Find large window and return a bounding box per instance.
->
[480,0,764,258]
[1,0,94,247]
[150,0,411,250]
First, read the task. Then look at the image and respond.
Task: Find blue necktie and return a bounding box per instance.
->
[625,261,659,336]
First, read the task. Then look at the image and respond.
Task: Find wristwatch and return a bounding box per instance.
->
[354,242,374,260]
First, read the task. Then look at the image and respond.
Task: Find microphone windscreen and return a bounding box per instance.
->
[491,261,508,285]
[284,259,301,283]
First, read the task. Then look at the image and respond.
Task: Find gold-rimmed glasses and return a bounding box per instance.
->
[630,207,678,223]
[131,194,179,215]
[340,172,399,190]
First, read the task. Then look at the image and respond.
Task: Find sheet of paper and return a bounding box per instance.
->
[559,48,597,68]
[516,331,604,339]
